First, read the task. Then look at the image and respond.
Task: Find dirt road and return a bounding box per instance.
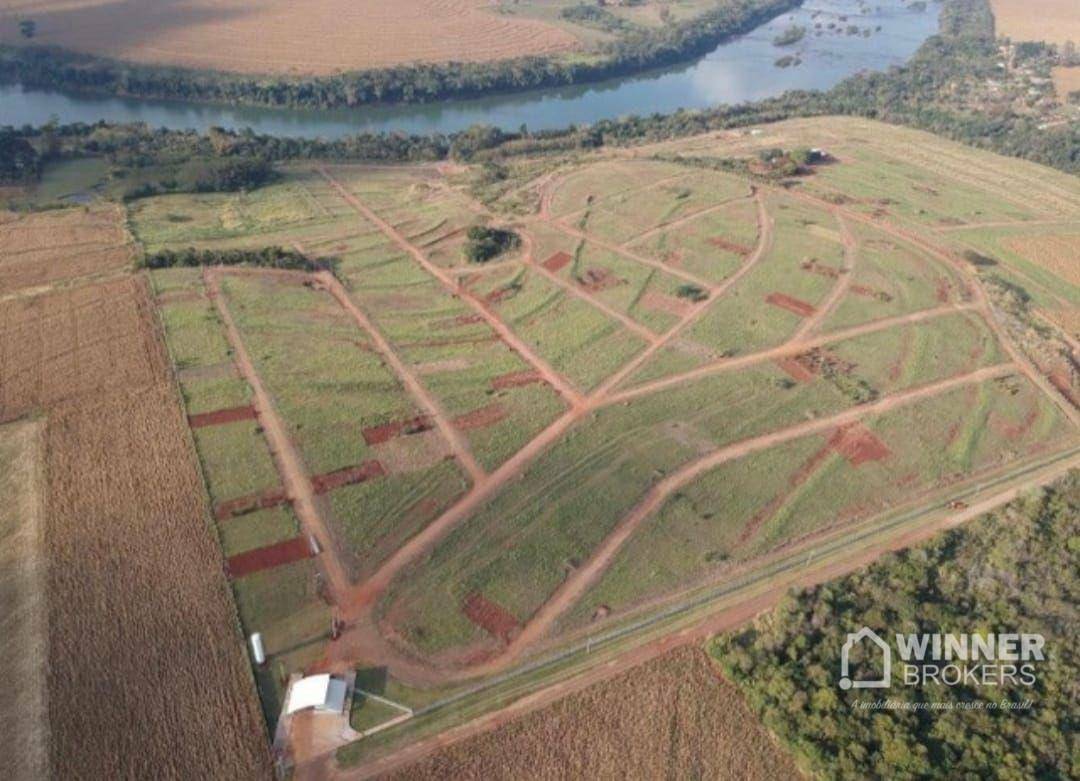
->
[205,268,351,600]
[313,267,485,483]
[791,210,857,340]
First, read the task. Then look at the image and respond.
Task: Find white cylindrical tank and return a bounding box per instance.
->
[250,632,266,665]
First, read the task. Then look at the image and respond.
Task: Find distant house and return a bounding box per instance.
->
[285,674,348,715]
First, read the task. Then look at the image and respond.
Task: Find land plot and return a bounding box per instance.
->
[627,197,842,385]
[820,223,968,331]
[192,419,281,506]
[547,159,691,219]
[0,204,132,293]
[574,168,750,244]
[632,197,761,285]
[384,362,855,656]
[218,505,301,558]
[546,241,694,333]
[471,265,649,391]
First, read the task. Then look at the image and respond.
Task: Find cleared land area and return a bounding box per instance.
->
[0,420,46,781]
[0,269,271,777]
[0,0,580,74]
[118,116,1079,772]
[387,647,801,780]
[989,0,1080,46]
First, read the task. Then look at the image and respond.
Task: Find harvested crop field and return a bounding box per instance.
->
[388,647,801,780]
[989,0,1080,46]
[0,205,133,294]
[0,0,581,75]
[0,276,271,778]
[1051,67,1080,103]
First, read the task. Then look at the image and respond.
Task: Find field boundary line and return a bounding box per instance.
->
[790,209,857,340]
[317,165,585,406]
[621,190,755,248]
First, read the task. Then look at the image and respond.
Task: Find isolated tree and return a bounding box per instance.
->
[19,19,36,39]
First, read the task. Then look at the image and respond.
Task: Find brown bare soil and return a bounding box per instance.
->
[387,647,801,781]
[311,460,387,494]
[989,0,1080,45]
[1003,234,1080,287]
[0,0,580,75]
[708,236,754,255]
[0,205,133,293]
[765,292,816,318]
[828,423,891,466]
[775,356,816,383]
[226,536,313,579]
[491,369,543,390]
[188,404,257,428]
[541,251,573,273]
[0,276,270,778]
[362,415,434,445]
[214,486,290,520]
[461,592,521,643]
[640,289,693,316]
[453,402,508,431]
[576,267,624,293]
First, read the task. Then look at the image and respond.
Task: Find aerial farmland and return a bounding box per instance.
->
[2,113,1078,778]
[109,116,1080,770]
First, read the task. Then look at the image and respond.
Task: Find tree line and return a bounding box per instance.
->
[140,246,326,272]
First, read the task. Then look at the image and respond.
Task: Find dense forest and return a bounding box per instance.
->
[711,471,1079,779]
[0,0,800,109]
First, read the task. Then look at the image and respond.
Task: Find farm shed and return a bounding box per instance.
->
[285,674,348,715]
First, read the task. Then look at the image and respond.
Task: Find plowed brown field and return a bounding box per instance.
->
[0,206,133,294]
[389,647,802,780]
[989,0,1080,45]
[0,0,581,75]
[0,276,271,779]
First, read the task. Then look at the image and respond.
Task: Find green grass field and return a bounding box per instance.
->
[138,117,1079,708]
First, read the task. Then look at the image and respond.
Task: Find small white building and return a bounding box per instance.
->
[285,674,348,716]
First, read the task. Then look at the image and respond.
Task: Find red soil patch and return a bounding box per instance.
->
[577,267,624,293]
[1049,367,1080,407]
[213,486,289,520]
[542,251,572,272]
[663,250,684,267]
[461,592,521,643]
[491,370,543,390]
[187,405,257,428]
[800,258,843,279]
[453,402,507,431]
[936,277,953,303]
[432,313,485,329]
[225,536,313,579]
[775,357,816,383]
[828,424,891,466]
[708,237,753,256]
[765,292,816,318]
[485,286,519,304]
[362,415,434,445]
[850,284,894,302]
[640,290,693,317]
[311,460,386,494]
[994,403,1040,441]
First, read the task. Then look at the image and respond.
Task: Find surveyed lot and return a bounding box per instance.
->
[130,118,1079,765]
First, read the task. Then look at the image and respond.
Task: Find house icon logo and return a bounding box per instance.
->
[839,627,891,690]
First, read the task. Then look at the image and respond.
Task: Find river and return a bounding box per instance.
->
[0,0,938,137]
